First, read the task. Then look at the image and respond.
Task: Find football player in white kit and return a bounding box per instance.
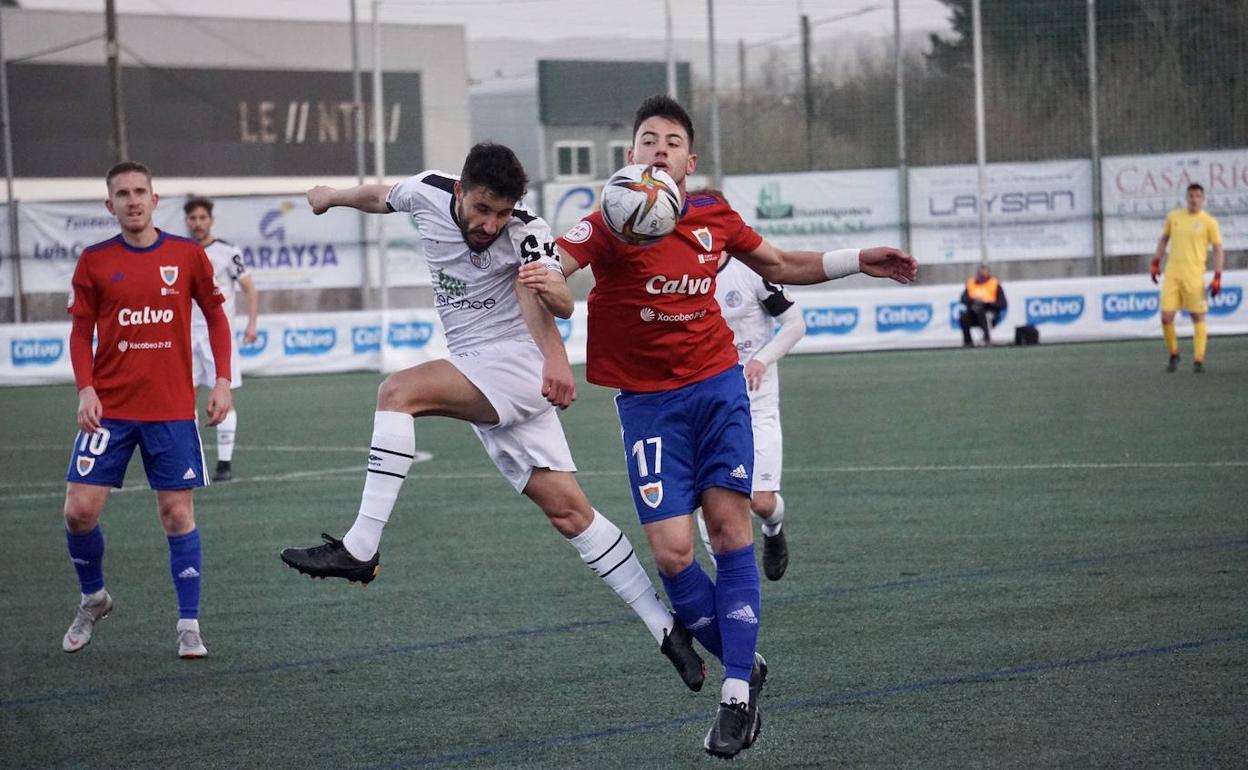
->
[279,143,706,691]
[696,252,806,581]
[184,197,259,482]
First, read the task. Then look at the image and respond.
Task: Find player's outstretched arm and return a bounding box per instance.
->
[515,275,576,409]
[736,241,917,286]
[306,184,392,215]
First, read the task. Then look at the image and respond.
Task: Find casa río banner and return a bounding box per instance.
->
[1101,148,1248,257]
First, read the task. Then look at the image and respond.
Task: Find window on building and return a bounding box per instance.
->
[609,141,631,173]
[554,141,593,180]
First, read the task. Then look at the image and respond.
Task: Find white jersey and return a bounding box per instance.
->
[191,239,248,331]
[715,256,795,365]
[387,171,561,355]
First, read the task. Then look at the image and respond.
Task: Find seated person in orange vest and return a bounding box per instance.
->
[959,264,1007,347]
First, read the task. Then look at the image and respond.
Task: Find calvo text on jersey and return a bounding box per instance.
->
[117,306,175,326]
[645,273,713,295]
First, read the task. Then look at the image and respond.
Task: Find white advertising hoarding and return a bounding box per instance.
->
[1102,148,1248,256]
[6,272,1245,385]
[909,160,1094,263]
[723,169,903,251]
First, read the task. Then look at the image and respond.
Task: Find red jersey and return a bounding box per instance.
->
[68,231,224,421]
[558,193,764,392]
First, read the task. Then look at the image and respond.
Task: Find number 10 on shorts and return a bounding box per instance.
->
[631,436,662,477]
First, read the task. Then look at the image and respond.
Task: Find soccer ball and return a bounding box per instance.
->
[600,164,683,246]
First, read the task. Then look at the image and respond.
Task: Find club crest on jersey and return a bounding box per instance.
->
[469,250,491,270]
[159,265,179,286]
[638,482,664,509]
[692,227,713,252]
[76,455,95,476]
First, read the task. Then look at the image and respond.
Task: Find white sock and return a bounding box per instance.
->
[81,588,108,605]
[722,677,750,705]
[695,508,715,556]
[756,494,785,536]
[176,618,200,632]
[216,409,237,462]
[569,509,672,643]
[343,411,415,561]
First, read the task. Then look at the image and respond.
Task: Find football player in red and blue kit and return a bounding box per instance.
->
[61,162,234,659]
[556,96,917,759]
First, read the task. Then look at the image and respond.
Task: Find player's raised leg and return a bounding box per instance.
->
[523,468,706,691]
[279,360,497,583]
[62,482,114,653]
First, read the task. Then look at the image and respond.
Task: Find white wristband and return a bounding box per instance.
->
[822,249,861,280]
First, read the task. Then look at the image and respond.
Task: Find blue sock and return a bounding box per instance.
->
[714,545,761,682]
[168,529,202,620]
[659,560,723,661]
[66,526,106,594]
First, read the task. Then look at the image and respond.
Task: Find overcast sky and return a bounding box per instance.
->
[20,0,953,44]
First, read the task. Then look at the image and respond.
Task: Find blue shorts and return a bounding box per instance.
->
[66,419,207,490]
[614,365,754,524]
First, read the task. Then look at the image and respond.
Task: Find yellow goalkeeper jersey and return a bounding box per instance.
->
[1162,208,1222,278]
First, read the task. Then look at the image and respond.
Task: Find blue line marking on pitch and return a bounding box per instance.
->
[4,537,1244,710]
[369,631,1248,769]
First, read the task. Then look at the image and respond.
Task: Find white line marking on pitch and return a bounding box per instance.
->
[0,451,433,499]
[2,457,1242,499]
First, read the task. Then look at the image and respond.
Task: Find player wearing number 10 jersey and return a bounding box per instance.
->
[61,161,234,660]
[556,95,918,759]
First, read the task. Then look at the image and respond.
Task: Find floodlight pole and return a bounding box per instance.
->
[350,0,370,308]
[1087,0,1104,274]
[707,0,722,188]
[971,0,989,263]
[0,9,23,322]
[664,0,677,97]
[371,0,389,313]
[893,0,909,253]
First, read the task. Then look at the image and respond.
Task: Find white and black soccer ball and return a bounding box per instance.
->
[599,164,683,246]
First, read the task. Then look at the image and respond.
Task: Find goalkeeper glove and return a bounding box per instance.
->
[1210,271,1222,297]
[1150,257,1161,284]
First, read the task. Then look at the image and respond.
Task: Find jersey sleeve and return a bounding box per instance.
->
[721,204,765,254]
[191,246,226,312]
[514,214,563,272]
[225,244,248,281]
[385,174,432,215]
[757,275,795,317]
[555,213,613,268]
[1208,215,1223,247]
[67,255,98,320]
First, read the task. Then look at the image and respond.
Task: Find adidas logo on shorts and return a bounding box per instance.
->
[730,464,748,480]
[183,467,197,480]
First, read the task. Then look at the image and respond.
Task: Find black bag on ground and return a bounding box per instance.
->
[1014,325,1040,345]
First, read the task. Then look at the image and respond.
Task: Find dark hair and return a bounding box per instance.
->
[632,95,695,147]
[460,142,527,202]
[106,160,152,190]
[1187,183,1204,193]
[183,196,214,216]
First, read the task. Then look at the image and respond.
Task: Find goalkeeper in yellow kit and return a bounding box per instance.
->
[1152,183,1225,373]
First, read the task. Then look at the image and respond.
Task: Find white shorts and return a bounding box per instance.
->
[748,368,782,492]
[191,329,242,389]
[450,338,576,493]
